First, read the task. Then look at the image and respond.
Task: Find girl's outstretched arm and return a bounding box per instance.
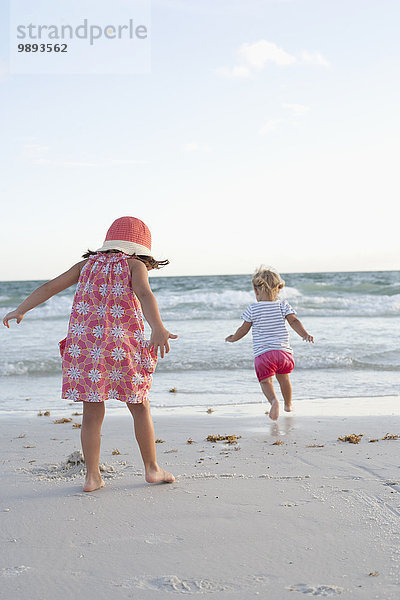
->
[286,314,314,342]
[225,320,252,343]
[2,260,87,328]
[129,258,177,358]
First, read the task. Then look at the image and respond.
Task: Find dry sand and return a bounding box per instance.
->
[1,397,399,600]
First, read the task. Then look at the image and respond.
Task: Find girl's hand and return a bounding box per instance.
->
[303,334,314,343]
[225,322,251,343]
[3,310,25,328]
[149,327,178,358]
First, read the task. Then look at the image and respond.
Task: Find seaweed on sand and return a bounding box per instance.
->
[206,434,241,445]
[338,434,364,444]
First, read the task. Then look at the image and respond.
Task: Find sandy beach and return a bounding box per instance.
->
[1,396,400,600]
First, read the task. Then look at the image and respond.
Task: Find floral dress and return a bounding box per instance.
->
[60,253,157,404]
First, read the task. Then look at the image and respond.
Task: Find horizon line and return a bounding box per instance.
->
[0,267,399,283]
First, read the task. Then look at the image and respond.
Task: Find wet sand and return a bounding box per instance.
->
[1,397,399,599]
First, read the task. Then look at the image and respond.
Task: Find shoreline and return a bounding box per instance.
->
[0,394,398,420]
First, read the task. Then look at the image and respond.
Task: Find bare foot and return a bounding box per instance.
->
[284,403,293,412]
[145,465,175,484]
[269,400,279,421]
[83,475,105,492]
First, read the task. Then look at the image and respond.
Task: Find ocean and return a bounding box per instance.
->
[0,271,399,416]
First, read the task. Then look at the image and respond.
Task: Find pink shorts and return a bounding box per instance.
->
[254,350,295,382]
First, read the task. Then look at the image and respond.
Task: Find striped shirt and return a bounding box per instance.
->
[241,300,296,358]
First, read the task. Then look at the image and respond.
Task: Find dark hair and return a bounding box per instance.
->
[81,249,169,270]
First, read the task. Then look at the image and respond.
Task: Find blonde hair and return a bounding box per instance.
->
[252,266,285,301]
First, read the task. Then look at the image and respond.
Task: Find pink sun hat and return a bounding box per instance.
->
[96,216,152,256]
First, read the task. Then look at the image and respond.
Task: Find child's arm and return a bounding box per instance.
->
[286,314,314,343]
[129,259,178,358]
[2,261,87,328]
[225,321,252,343]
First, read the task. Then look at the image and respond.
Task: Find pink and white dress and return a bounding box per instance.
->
[60,253,157,404]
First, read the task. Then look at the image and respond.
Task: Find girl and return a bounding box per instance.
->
[3,216,177,491]
[225,267,314,421]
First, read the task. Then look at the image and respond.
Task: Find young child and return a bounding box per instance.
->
[225,267,314,421]
[3,216,177,491]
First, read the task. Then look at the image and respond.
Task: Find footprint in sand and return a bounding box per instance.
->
[120,573,270,594]
[1,566,31,577]
[29,451,121,481]
[144,533,184,545]
[122,575,234,593]
[287,583,343,596]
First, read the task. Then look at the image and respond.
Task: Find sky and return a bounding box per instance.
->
[1,0,399,280]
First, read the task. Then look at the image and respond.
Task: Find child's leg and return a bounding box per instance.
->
[260,377,280,421]
[81,401,106,492]
[127,401,175,483]
[276,373,293,412]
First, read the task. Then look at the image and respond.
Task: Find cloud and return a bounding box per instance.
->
[259,103,310,135]
[109,159,148,166]
[31,157,148,168]
[33,158,100,167]
[282,103,310,115]
[239,41,297,69]
[300,50,330,67]
[216,40,329,78]
[183,142,200,152]
[22,144,49,159]
[259,119,284,135]
[183,142,211,152]
[21,141,148,168]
